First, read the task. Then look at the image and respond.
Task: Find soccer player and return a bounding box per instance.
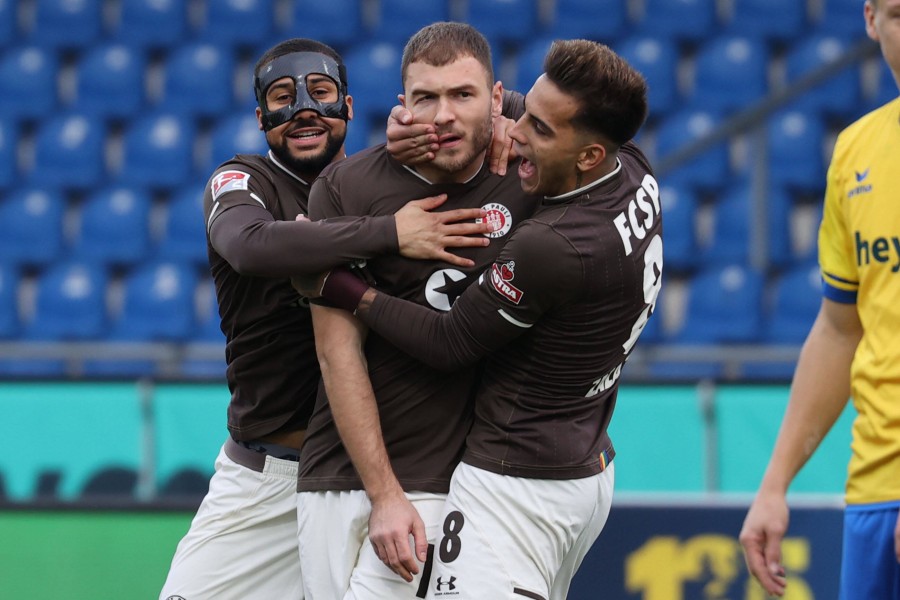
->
[158,38,494,600]
[308,39,660,600]
[740,1,900,597]
[295,22,539,599]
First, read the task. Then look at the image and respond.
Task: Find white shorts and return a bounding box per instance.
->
[425,462,615,600]
[159,439,303,600]
[297,489,446,600]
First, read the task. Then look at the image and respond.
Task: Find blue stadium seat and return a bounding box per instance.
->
[109,0,188,50]
[672,264,765,344]
[24,0,103,51]
[616,36,680,120]
[659,184,700,273]
[634,0,717,43]
[29,112,107,191]
[72,43,146,120]
[342,41,404,132]
[73,185,152,268]
[461,0,539,47]
[871,60,897,109]
[0,263,19,339]
[83,261,199,377]
[549,0,627,42]
[194,0,275,49]
[0,0,16,50]
[203,113,268,175]
[281,0,363,51]
[181,281,227,379]
[370,0,450,45]
[0,186,65,269]
[156,185,208,267]
[654,108,730,193]
[725,0,808,41]
[689,35,769,113]
[767,109,827,193]
[513,36,554,93]
[701,184,792,270]
[25,260,109,341]
[0,118,19,189]
[156,42,237,119]
[763,263,822,344]
[785,34,862,119]
[116,111,197,191]
[817,0,868,37]
[0,46,58,121]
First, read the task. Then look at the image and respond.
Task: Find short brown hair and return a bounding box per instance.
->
[543,39,648,146]
[401,22,494,88]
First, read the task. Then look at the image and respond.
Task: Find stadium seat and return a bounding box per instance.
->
[109,0,188,50]
[763,263,822,344]
[159,467,210,498]
[548,0,627,42]
[0,263,19,339]
[0,46,58,121]
[24,260,110,341]
[785,34,862,120]
[281,0,363,51]
[701,184,792,270]
[29,112,107,191]
[817,0,869,37]
[116,111,197,191]
[0,186,65,269]
[688,35,769,113]
[513,36,554,93]
[369,0,450,45]
[203,113,268,175]
[82,261,199,377]
[654,108,730,193]
[766,109,827,193]
[194,0,275,48]
[615,36,680,120]
[72,185,153,268]
[156,42,237,119]
[80,466,139,498]
[0,118,19,189]
[156,185,208,267]
[659,184,700,273]
[24,0,103,51]
[634,0,718,43]
[725,0,808,41]
[0,1,15,50]
[341,41,404,132]
[871,60,898,110]
[72,43,147,120]
[671,264,765,344]
[460,0,539,48]
[180,281,227,379]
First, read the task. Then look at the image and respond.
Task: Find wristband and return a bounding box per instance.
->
[320,266,370,313]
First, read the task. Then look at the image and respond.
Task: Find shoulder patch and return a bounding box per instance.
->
[490,260,524,304]
[211,170,251,200]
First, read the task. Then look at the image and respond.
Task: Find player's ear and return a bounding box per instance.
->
[256,107,264,131]
[345,95,354,121]
[491,81,503,118]
[577,143,606,173]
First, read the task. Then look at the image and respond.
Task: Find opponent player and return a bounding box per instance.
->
[158,38,494,600]
[311,39,660,600]
[740,1,900,597]
[295,22,539,599]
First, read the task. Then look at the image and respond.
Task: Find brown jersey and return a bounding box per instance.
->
[297,145,540,493]
[203,152,398,441]
[355,143,663,479]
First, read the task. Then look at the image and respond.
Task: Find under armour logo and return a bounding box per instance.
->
[436,576,457,591]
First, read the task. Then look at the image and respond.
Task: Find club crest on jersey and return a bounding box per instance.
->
[478,202,512,238]
[490,260,523,304]
[211,170,250,200]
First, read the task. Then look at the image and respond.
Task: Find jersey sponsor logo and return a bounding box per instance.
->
[426,268,467,311]
[613,173,661,256]
[165,596,187,600]
[490,261,523,304]
[435,576,457,591]
[587,362,623,396]
[478,202,513,238]
[211,170,250,200]
[855,168,869,182]
[854,230,900,271]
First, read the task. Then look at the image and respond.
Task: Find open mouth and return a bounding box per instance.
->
[437,133,462,149]
[287,128,326,146]
[518,156,536,180]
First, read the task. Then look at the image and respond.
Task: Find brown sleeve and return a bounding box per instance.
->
[209,203,398,277]
[501,89,525,120]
